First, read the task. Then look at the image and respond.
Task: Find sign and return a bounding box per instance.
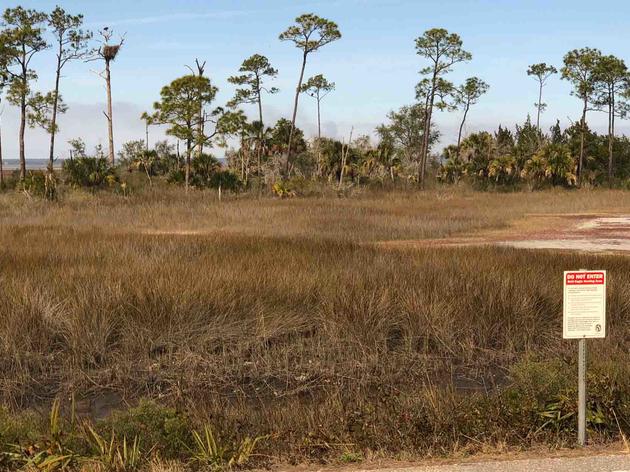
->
[563,270,606,339]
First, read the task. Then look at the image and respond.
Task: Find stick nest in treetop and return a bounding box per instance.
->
[102,44,121,61]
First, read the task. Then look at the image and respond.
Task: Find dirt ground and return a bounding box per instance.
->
[378,213,630,254]
[272,443,629,472]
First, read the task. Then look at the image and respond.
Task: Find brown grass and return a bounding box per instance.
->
[0,185,629,464]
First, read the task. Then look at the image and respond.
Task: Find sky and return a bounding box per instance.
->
[2,0,630,160]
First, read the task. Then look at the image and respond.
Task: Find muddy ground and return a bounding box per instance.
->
[378,214,630,254]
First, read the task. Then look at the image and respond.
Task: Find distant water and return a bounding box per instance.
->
[2,159,65,170]
[2,157,227,170]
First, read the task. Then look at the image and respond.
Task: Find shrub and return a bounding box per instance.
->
[272,181,296,198]
[83,424,142,472]
[0,407,41,448]
[499,358,630,440]
[63,157,118,188]
[117,140,146,167]
[488,155,518,185]
[502,359,574,436]
[190,153,221,187]
[166,168,186,185]
[16,170,57,200]
[339,451,363,463]
[209,170,240,193]
[522,143,577,187]
[438,157,466,184]
[100,401,191,460]
[130,149,178,181]
[166,154,241,193]
[132,150,158,182]
[2,400,80,471]
[188,425,265,469]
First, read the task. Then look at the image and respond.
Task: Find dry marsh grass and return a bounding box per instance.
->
[5,185,630,242]
[0,185,629,465]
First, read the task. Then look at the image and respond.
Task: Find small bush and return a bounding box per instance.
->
[188,424,265,469]
[166,168,185,185]
[101,401,191,460]
[502,359,575,437]
[166,155,241,193]
[190,153,221,187]
[0,407,41,448]
[209,170,240,193]
[339,451,363,463]
[83,424,142,472]
[1,400,81,471]
[63,157,118,188]
[272,181,296,198]
[499,359,630,441]
[16,170,57,200]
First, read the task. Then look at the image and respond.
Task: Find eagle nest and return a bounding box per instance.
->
[102,44,121,61]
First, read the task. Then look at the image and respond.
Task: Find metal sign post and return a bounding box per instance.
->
[578,337,586,446]
[563,269,606,447]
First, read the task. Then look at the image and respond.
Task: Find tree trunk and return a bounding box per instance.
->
[19,93,26,181]
[286,51,308,175]
[457,101,470,152]
[338,128,353,189]
[176,140,180,171]
[105,59,115,165]
[338,139,346,189]
[608,90,614,186]
[419,72,438,187]
[49,44,63,168]
[197,105,203,158]
[197,114,203,157]
[317,92,322,141]
[240,146,245,181]
[193,60,205,157]
[18,48,27,181]
[420,93,435,186]
[317,92,323,178]
[185,138,191,192]
[245,144,251,186]
[257,88,264,178]
[536,81,543,129]
[144,162,152,185]
[578,98,587,186]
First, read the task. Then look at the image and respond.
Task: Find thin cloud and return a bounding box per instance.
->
[87,10,249,28]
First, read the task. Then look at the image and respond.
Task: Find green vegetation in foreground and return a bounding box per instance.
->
[0,400,265,471]
[0,188,628,470]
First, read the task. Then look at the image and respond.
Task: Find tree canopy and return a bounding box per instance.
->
[279,13,341,54]
[227,54,278,109]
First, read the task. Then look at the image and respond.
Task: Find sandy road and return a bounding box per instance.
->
[378,214,630,254]
[358,454,630,472]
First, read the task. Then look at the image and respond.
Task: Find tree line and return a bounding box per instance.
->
[435,45,630,189]
[2,5,630,194]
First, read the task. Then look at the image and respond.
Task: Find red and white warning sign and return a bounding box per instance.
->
[563,270,606,339]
